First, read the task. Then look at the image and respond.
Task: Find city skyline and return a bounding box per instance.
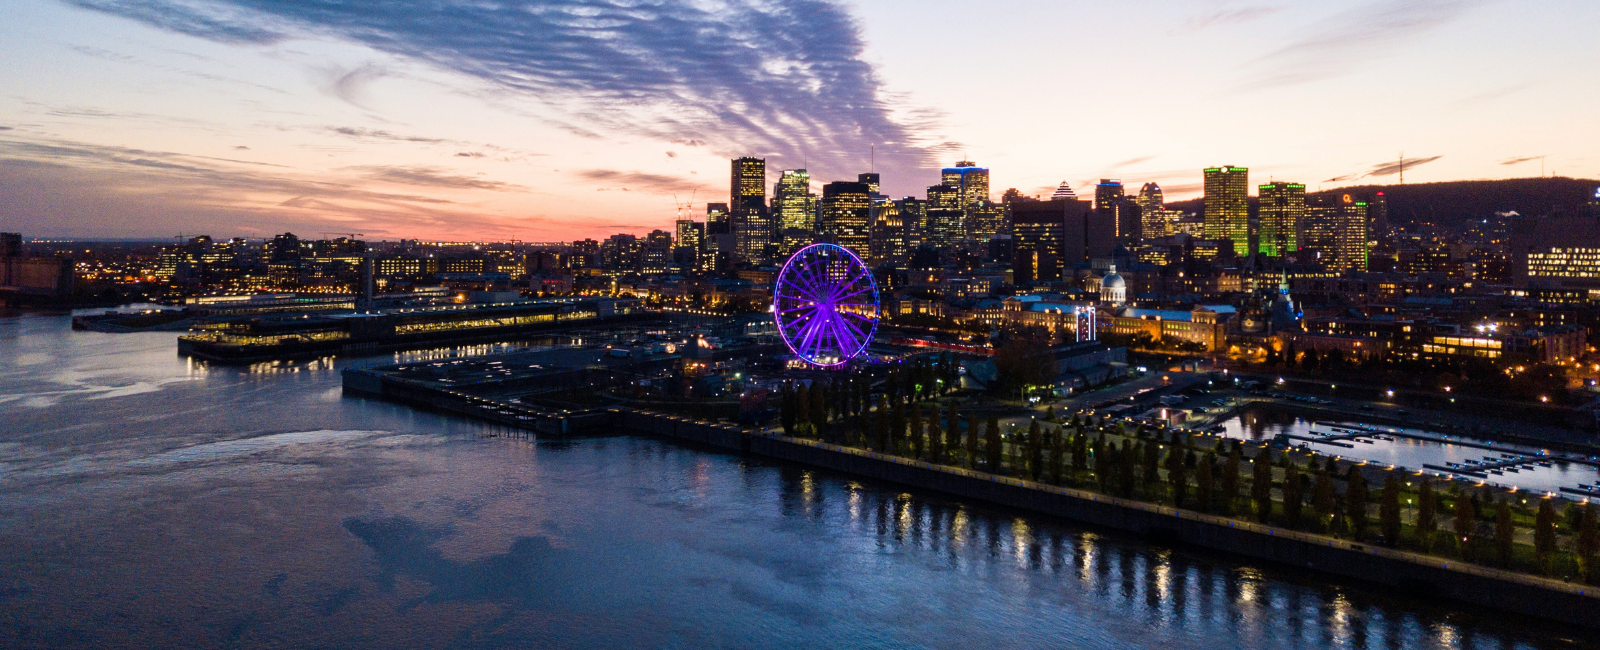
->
[3,0,1599,241]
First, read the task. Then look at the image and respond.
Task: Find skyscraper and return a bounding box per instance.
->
[1257,182,1306,258]
[1334,194,1369,272]
[819,181,871,258]
[858,172,881,197]
[730,157,768,263]
[1135,183,1169,239]
[926,182,963,250]
[1095,179,1133,242]
[674,219,703,269]
[1204,166,1250,257]
[1051,182,1077,201]
[869,200,907,266]
[941,161,990,211]
[773,169,816,257]
[1010,198,1102,285]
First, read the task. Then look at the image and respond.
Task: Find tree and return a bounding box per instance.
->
[780,383,797,435]
[1221,448,1241,517]
[1535,498,1557,572]
[891,402,907,455]
[1045,406,1057,422]
[964,411,979,468]
[993,338,1051,398]
[1117,441,1137,497]
[1251,447,1273,523]
[1312,469,1335,534]
[1195,453,1216,513]
[1301,348,1319,374]
[1345,466,1368,540]
[1169,447,1189,508]
[1072,428,1089,479]
[1281,461,1302,530]
[1379,473,1401,546]
[1579,504,1599,583]
[1452,491,1476,560]
[1048,427,1066,485]
[984,415,1002,472]
[796,384,812,428]
[813,380,829,424]
[1494,498,1514,568]
[1093,436,1110,492]
[910,408,926,459]
[1142,442,1161,500]
[1024,421,1044,481]
[872,397,889,452]
[1417,479,1438,552]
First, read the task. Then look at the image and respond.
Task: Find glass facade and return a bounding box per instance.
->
[1203,166,1249,256]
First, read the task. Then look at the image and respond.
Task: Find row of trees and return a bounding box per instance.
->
[1258,342,1571,404]
[777,397,1600,581]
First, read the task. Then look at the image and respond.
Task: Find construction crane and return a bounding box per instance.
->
[320,232,365,240]
[672,190,697,220]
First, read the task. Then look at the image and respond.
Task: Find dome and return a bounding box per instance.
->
[1101,264,1125,288]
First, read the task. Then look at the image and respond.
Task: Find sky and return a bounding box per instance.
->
[1,0,1597,241]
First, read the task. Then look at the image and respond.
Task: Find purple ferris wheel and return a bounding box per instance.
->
[772,243,881,367]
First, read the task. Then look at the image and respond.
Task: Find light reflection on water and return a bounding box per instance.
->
[1218,406,1600,495]
[0,308,1589,649]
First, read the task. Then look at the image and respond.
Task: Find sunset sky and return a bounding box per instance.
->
[2,0,1597,241]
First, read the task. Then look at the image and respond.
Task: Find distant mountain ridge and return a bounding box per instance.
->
[1164,177,1600,227]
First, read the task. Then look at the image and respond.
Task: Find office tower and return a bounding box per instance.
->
[1095,179,1134,242]
[1051,182,1077,201]
[941,160,991,211]
[1334,195,1369,272]
[1135,183,1169,239]
[641,229,674,274]
[1302,194,1338,263]
[869,201,908,266]
[858,172,881,197]
[730,157,768,262]
[705,202,730,234]
[1369,191,1389,238]
[926,182,963,250]
[894,197,928,252]
[819,181,871,257]
[966,201,1006,243]
[1010,198,1101,285]
[773,169,817,257]
[1257,182,1306,258]
[267,232,302,263]
[674,219,704,269]
[1204,166,1250,257]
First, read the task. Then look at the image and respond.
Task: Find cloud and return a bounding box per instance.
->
[1178,6,1281,32]
[1237,0,1485,90]
[319,63,389,108]
[1364,155,1442,177]
[68,0,942,191]
[1110,156,1155,168]
[352,165,516,190]
[233,145,249,150]
[1323,174,1358,183]
[0,127,12,131]
[454,151,484,158]
[1499,156,1540,166]
[665,151,677,158]
[326,126,446,144]
[577,169,711,194]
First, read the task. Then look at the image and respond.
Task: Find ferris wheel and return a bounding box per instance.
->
[772,243,880,367]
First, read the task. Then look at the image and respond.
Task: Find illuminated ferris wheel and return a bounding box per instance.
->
[772,243,880,367]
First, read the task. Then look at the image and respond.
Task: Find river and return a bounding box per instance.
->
[0,308,1590,649]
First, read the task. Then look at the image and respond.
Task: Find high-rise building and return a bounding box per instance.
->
[966,201,1006,243]
[1334,194,1369,272]
[1369,191,1389,238]
[869,201,908,266]
[1257,182,1305,258]
[926,182,963,250]
[858,172,881,197]
[674,219,704,269]
[1010,198,1102,285]
[1051,182,1077,201]
[941,161,990,211]
[1135,183,1170,239]
[819,181,871,258]
[642,229,674,274]
[1588,185,1600,217]
[1302,194,1338,263]
[1204,165,1250,257]
[1095,179,1135,243]
[773,169,816,257]
[894,197,927,253]
[705,202,730,234]
[730,157,768,262]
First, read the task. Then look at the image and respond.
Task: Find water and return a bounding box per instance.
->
[1220,406,1600,496]
[0,308,1592,649]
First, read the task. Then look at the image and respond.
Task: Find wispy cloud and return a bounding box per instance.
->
[1365,155,1442,177]
[70,0,942,187]
[1177,5,1280,33]
[578,169,713,194]
[353,165,517,191]
[1237,0,1486,90]
[1500,155,1541,165]
[326,126,445,144]
[319,63,389,109]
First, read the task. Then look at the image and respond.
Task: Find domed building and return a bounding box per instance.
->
[1099,264,1127,307]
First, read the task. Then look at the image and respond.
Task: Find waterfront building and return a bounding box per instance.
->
[1258,181,1305,258]
[1204,165,1250,257]
[819,181,871,258]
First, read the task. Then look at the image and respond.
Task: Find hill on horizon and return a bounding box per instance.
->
[1165,177,1600,228]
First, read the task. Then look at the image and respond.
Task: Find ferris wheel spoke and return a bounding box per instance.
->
[830,286,873,304]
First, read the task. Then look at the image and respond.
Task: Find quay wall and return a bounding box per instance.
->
[613,408,1600,630]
